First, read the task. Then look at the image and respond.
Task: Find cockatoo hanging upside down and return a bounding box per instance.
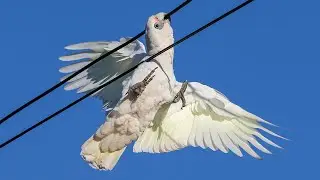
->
[58,12,286,170]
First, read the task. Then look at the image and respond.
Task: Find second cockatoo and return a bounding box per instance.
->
[58,12,286,171]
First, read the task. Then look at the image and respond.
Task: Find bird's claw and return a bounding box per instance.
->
[172,80,188,109]
[127,67,158,99]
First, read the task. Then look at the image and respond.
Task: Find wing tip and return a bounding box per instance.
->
[64,45,76,50]
[64,43,86,50]
[64,85,75,91]
[58,55,74,61]
[257,118,279,127]
[58,56,66,61]
[58,68,67,73]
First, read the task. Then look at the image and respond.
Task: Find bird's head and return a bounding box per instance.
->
[145,12,174,55]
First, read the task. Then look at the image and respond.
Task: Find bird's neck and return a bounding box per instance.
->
[146,32,176,84]
[148,48,176,84]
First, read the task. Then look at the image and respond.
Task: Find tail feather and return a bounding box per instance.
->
[81,136,126,170]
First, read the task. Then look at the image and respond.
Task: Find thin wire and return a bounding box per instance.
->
[0,0,192,125]
[0,0,254,149]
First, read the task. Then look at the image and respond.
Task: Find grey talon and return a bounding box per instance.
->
[127,67,158,99]
[173,80,188,109]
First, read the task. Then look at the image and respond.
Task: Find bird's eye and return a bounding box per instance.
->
[154,22,164,30]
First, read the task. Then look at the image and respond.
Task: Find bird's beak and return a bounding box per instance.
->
[164,14,171,23]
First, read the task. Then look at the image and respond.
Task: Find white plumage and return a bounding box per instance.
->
[58,12,285,171]
[59,37,147,110]
[134,82,287,159]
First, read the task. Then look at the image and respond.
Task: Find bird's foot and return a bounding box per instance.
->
[127,67,158,99]
[172,80,188,109]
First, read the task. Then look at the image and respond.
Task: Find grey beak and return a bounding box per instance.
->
[164,14,171,23]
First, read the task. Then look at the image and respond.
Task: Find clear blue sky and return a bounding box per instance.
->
[0,0,318,179]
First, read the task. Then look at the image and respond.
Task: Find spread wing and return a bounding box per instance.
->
[59,37,147,111]
[134,82,287,159]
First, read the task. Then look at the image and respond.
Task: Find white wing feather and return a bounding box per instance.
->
[134,82,286,159]
[59,37,147,110]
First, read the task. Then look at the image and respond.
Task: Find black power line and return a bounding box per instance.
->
[0,0,192,125]
[0,0,254,149]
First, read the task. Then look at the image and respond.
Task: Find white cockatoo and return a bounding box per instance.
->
[58,12,285,171]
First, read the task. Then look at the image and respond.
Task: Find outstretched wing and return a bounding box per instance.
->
[134,82,287,159]
[59,37,147,111]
